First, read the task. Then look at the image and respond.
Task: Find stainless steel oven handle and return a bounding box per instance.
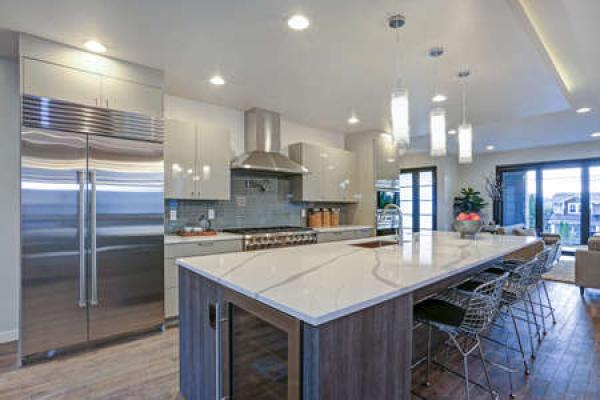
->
[78,170,86,308]
[90,170,98,306]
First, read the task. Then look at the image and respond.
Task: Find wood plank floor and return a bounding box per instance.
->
[0,282,598,399]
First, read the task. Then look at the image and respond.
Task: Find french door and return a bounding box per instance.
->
[497,158,600,245]
[399,167,437,234]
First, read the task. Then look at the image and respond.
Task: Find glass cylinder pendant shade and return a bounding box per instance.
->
[391,88,410,147]
[429,108,447,157]
[458,123,473,164]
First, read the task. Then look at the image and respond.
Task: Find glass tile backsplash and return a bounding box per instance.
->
[165,172,348,233]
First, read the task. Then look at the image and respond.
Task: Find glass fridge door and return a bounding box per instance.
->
[222,290,301,400]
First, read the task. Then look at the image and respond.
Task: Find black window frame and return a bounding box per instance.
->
[495,156,600,245]
[399,166,438,232]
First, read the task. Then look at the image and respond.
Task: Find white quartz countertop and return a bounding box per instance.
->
[313,225,374,233]
[165,232,243,245]
[177,232,537,326]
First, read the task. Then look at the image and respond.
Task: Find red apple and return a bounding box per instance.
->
[456,212,469,221]
[469,213,481,221]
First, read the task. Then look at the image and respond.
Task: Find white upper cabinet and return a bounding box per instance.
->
[164,119,231,201]
[196,127,231,200]
[164,119,197,200]
[22,58,163,117]
[102,77,163,117]
[23,59,102,107]
[290,142,357,203]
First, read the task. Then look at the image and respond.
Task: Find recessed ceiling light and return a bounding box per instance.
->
[448,129,457,135]
[486,145,495,151]
[591,132,600,137]
[347,114,359,125]
[209,75,226,86]
[84,40,107,53]
[432,94,447,103]
[287,14,310,31]
[576,107,591,114]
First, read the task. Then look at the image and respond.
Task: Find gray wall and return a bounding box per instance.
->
[0,57,19,343]
[165,172,349,233]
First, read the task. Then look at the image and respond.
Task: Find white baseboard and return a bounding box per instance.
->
[0,329,17,344]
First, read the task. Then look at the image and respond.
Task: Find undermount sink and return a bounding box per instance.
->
[350,240,398,249]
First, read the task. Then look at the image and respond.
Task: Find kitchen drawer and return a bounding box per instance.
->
[165,287,179,318]
[164,258,178,289]
[317,230,356,243]
[165,239,243,258]
[353,228,374,239]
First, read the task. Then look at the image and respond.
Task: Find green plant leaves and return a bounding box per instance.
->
[453,187,488,215]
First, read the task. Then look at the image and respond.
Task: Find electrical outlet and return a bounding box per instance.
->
[208,209,215,220]
[169,209,177,221]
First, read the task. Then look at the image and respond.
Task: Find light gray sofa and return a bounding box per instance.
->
[576,235,600,295]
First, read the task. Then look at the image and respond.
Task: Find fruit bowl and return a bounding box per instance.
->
[453,213,482,238]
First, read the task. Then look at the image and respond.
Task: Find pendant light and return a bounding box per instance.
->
[458,69,473,164]
[429,47,447,157]
[388,15,410,148]
[430,108,447,157]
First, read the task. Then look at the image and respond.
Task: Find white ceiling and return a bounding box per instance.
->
[0,0,599,153]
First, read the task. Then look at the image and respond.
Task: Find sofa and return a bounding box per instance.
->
[496,224,561,262]
[576,235,600,295]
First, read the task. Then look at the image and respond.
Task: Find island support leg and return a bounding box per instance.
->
[303,293,414,400]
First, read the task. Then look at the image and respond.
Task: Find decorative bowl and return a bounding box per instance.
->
[453,220,483,239]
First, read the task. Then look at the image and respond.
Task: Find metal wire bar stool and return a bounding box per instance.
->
[414,272,509,400]
[454,255,544,397]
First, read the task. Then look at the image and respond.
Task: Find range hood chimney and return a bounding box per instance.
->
[231,108,309,175]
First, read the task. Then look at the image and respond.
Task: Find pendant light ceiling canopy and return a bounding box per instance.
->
[458,69,473,164]
[388,14,410,149]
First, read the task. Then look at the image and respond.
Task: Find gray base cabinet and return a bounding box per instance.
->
[164,239,242,319]
[179,269,412,400]
[316,227,373,243]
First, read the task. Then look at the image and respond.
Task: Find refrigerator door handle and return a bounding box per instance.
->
[90,170,98,306]
[78,170,87,308]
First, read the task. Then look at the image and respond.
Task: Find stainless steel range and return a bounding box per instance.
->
[223,226,317,251]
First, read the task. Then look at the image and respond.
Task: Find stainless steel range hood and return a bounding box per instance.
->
[231,108,309,175]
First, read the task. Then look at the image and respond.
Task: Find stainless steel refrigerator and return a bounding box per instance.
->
[20,95,165,360]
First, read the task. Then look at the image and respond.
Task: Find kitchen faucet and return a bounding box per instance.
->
[383,203,404,244]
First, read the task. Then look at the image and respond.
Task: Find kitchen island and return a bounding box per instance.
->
[177,232,537,400]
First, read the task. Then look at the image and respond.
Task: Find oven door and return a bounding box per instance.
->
[220,288,301,400]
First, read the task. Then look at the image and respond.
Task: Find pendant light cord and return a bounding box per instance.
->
[461,78,467,124]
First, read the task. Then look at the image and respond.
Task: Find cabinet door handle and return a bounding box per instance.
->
[198,242,215,247]
[215,302,222,400]
[105,99,109,108]
[94,98,98,107]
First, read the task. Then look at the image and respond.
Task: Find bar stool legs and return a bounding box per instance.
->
[542,281,557,325]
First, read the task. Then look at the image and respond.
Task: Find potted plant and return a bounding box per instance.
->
[453,187,488,238]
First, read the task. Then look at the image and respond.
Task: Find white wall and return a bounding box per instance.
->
[0,57,20,343]
[164,95,345,156]
[458,142,600,221]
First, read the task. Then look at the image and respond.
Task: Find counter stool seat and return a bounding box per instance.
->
[414,299,466,328]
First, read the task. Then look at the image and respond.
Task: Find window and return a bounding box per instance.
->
[399,167,437,234]
[497,158,600,246]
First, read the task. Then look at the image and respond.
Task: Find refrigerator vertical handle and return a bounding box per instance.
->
[90,170,98,306]
[77,170,86,308]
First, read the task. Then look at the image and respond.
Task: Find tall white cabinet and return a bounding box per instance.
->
[289,142,357,203]
[164,119,231,200]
